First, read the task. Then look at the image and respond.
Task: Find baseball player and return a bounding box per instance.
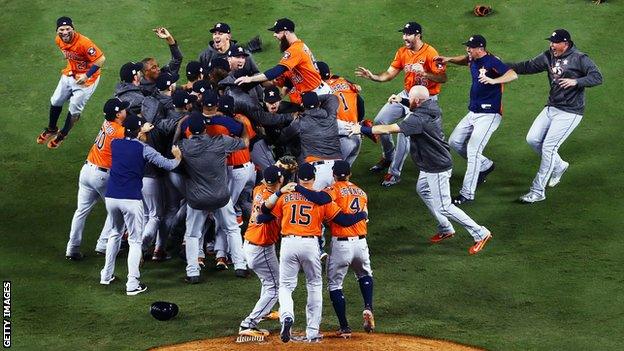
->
[355,22,446,186]
[260,163,367,343]
[181,61,204,90]
[238,165,284,337]
[64,99,127,260]
[435,35,518,205]
[348,86,492,255]
[234,18,331,97]
[115,62,146,115]
[140,27,183,96]
[37,16,106,149]
[100,114,182,295]
[198,22,259,74]
[506,29,603,203]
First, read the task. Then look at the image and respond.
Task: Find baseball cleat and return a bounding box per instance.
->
[369,157,391,173]
[235,269,250,278]
[548,161,569,187]
[184,276,200,284]
[360,119,379,143]
[152,249,171,262]
[477,162,496,185]
[100,275,116,285]
[239,326,270,337]
[47,132,66,149]
[336,326,352,338]
[363,309,375,333]
[280,317,293,343]
[215,257,228,270]
[126,283,148,296]
[261,310,280,321]
[320,251,328,261]
[65,252,85,261]
[452,194,473,205]
[430,231,455,244]
[198,257,206,268]
[94,249,105,256]
[469,232,492,255]
[381,173,400,187]
[519,192,546,203]
[36,127,58,144]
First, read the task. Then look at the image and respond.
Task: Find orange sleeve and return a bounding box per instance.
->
[79,36,104,63]
[271,196,284,220]
[323,201,342,222]
[323,186,338,201]
[424,46,445,74]
[390,48,405,70]
[278,45,303,71]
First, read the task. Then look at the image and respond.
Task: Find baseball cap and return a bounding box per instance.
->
[228,43,249,57]
[172,90,198,108]
[123,114,142,132]
[186,61,203,77]
[298,163,316,181]
[156,72,179,91]
[56,16,73,29]
[301,91,319,109]
[209,22,231,34]
[208,57,230,73]
[316,61,331,80]
[399,22,422,35]
[263,86,282,103]
[192,80,210,94]
[119,62,143,83]
[547,29,572,43]
[103,98,130,118]
[268,18,295,33]
[332,160,351,177]
[218,95,235,115]
[202,89,219,107]
[263,165,283,184]
[463,34,487,48]
[188,111,206,135]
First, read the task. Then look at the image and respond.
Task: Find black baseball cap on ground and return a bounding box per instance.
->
[202,89,219,107]
[301,91,319,109]
[332,160,351,177]
[263,165,283,184]
[188,111,206,135]
[316,61,331,80]
[192,80,210,94]
[264,86,282,103]
[172,90,198,108]
[186,61,203,77]
[123,114,142,132]
[119,62,143,83]
[209,22,231,34]
[268,18,295,32]
[208,58,230,73]
[228,43,249,57]
[103,98,130,118]
[156,72,180,91]
[547,29,572,43]
[463,35,487,48]
[56,16,73,29]
[298,163,316,181]
[399,22,422,35]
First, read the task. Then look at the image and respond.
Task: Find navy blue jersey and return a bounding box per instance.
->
[468,53,510,114]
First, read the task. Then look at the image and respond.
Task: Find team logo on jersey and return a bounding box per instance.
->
[282,51,291,59]
[87,47,96,56]
[551,60,564,77]
[478,67,487,78]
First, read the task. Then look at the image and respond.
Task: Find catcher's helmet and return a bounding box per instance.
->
[150,301,179,321]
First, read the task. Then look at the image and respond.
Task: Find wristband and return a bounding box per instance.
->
[361,126,373,136]
[85,64,100,78]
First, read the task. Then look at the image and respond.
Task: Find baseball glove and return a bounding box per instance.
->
[276,155,298,173]
[473,5,492,17]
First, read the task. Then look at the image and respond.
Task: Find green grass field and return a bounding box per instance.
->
[1,1,623,350]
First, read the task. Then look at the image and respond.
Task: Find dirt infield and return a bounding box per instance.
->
[151,332,484,351]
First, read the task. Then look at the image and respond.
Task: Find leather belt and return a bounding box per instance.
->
[336,235,366,241]
[282,235,316,239]
[84,161,109,173]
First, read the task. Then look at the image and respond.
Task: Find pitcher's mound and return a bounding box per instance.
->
[151,332,484,351]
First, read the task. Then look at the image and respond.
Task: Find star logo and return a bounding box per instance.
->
[405,24,410,28]
[563,59,568,65]
[478,67,487,77]
[552,32,557,37]
[238,47,244,53]
[216,23,222,28]
[469,36,474,41]
[269,91,275,96]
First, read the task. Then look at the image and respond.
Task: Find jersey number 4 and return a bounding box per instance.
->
[289,204,312,225]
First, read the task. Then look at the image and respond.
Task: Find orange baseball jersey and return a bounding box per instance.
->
[390,43,445,95]
[324,181,368,237]
[278,40,322,94]
[327,76,360,123]
[274,71,302,104]
[272,191,341,236]
[244,184,281,246]
[227,114,255,166]
[55,32,104,86]
[86,120,125,169]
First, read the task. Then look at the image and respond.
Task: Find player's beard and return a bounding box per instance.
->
[280,36,290,52]
[60,31,74,43]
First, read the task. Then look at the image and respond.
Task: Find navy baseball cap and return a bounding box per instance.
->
[56,16,73,29]
[123,114,142,132]
[202,89,219,107]
[547,29,572,43]
[332,160,351,177]
[186,61,203,77]
[399,22,422,35]
[103,98,130,118]
[463,35,487,48]
[188,111,206,135]
[119,62,143,83]
[298,163,316,181]
[192,80,210,94]
[156,72,179,91]
[172,90,198,108]
[263,165,283,184]
[218,95,235,115]
[264,86,282,103]
[301,91,319,109]
[268,18,295,32]
[228,43,249,57]
[209,22,231,34]
[208,57,230,73]
[316,61,331,80]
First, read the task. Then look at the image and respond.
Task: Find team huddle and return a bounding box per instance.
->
[42,15,602,343]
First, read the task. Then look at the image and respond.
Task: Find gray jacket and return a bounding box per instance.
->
[398,99,453,173]
[198,40,259,73]
[140,42,184,96]
[114,82,145,115]
[218,73,263,112]
[179,134,246,211]
[507,46,602,114]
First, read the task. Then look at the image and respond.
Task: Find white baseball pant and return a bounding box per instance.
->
[327,236,373,291]
[240,241,280,329]
[50,75,100,115]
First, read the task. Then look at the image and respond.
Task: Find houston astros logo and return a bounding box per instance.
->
[478,67,487,77]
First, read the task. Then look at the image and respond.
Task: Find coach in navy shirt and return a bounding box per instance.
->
[435,34,517,205]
